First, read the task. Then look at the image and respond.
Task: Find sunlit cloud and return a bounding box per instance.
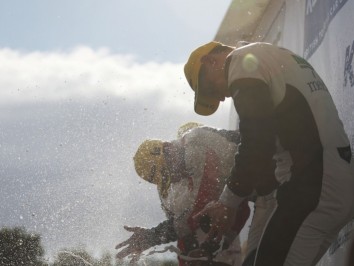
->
[0,46,233,257]
[0,46,194,110]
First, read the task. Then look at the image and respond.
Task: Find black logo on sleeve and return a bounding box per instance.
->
[307,78,328,93]
[291,54,314,70]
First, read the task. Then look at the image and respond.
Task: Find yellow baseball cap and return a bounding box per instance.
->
[184,41,222,116]
[133,139,171,198]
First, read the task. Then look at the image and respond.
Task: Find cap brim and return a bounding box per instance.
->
[194,94,220,116]
[157,174,171,198]
[184,41,222,116]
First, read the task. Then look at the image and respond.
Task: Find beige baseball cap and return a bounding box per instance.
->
[184,41,222,116]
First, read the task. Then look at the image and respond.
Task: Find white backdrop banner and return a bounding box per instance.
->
[306,0,354,153]
[304,0,349,59]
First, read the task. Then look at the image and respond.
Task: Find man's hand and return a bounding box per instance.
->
[193,201,237,241]
[115,225,155,260]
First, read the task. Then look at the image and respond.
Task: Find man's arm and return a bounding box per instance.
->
[228,78,278,198]
[193,79,278,241]
[115,219,177,260]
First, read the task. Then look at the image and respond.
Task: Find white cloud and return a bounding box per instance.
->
[0,46,236,258]
[0,46,194,110]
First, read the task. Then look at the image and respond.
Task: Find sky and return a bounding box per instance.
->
[0,0,235,262]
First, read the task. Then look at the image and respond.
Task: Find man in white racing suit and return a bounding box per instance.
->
[183,41,354,266]
[115,125,250,265]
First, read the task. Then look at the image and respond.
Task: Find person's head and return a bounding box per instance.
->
[133,139,173,198]
[184,41,234,116]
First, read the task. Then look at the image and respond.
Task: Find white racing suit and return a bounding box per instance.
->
[160,127,249,265]
[222,42,354,266]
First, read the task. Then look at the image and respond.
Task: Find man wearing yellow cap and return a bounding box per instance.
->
[184,41,354,266]
[115,125,250,265]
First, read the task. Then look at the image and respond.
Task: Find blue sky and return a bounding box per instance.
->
[0,0,233,262]
[0,0,230,62]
